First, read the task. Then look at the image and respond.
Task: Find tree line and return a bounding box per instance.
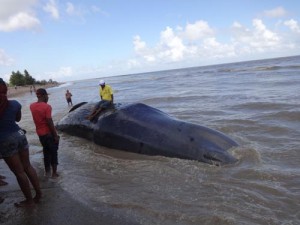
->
[8,70,57,86]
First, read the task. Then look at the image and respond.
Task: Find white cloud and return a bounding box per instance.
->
[232,21,242,29]
[66,2,75,15]
[44,66,73,80]
[231,19,281,53]
[0,0,40,32]
[0,0,37,19]
[65,2,85,17]
[65,3,108,19]
[132,21,217,66]
[202,38,236,58]
[133,27,187,63]
[91,5,109,17]
[0,49,14,66]
[263,7,287,18]
[133,35,156,62]
[183,20,215,41]
[43,0,59,19]
[133,35,146,52]
[127,59,140,69]
[1,2,299,82]
[158,27,186,61]
[130,16,300,72]
[58,66,73,76]
[284,19,300,33]
[252,19,280,47]
[0,12,40,32]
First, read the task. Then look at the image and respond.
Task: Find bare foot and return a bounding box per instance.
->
[33,191,42,203]
[14,200,35,208]
[51,173,59,179]
[45,172,51,178]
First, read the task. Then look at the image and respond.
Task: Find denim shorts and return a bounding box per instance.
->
[0,130,29,158]
[96,100,111,109]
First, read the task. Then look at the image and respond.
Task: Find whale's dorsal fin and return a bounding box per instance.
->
[69,102,87,112]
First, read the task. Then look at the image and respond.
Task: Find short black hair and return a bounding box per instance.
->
[36,88,49,96]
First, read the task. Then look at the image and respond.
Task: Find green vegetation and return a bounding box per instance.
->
[8,70,57,86]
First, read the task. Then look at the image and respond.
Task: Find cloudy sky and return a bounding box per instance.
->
[0,0,299,82]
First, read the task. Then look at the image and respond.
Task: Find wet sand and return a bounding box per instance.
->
[1,85,140,225]
[0,161,139,225]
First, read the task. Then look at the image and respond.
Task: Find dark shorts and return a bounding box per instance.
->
[67,98,72,103]
[0,130,28,158]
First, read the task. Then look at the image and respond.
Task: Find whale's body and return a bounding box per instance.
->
[56,102,238,165]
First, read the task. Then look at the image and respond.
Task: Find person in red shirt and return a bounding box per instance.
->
[30,88,60,178]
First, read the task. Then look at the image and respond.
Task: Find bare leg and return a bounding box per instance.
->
[51,164,59,178]
[4,154,35,207]
[86,109,97,120]
[19,149,42,202]
[87,108,103,121]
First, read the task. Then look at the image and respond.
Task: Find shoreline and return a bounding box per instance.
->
[7,83,61,98]
[0,161,139,225]
[1,80,139,224]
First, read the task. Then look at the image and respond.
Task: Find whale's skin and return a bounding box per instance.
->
[56,102,238,165]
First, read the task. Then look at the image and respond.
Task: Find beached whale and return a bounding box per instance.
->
[56,102,238,165]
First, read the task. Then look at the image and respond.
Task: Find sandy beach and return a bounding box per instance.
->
[1,84,140,225]
[7,84,59,98]
[0,161,138,225]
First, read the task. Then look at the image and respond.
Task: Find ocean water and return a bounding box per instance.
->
[15,55,300,224]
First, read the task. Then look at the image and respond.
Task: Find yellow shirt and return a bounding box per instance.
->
[99,85,113,101]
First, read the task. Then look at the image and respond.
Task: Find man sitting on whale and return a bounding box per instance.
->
[86,79,114,121]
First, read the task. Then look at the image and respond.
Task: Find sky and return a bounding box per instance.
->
[0,0,300,82]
